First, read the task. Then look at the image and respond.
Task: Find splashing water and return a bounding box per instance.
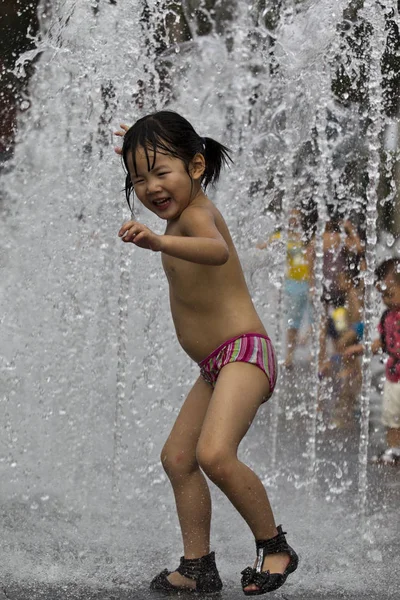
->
[0,0,397,594]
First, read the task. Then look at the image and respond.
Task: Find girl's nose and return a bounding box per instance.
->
[146,178,162,194]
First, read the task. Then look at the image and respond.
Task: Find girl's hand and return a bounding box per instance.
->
[114,123,130,155]
[371,338,382,355]
[118,220,162,252]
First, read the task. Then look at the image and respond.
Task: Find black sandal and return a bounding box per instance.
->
[241,525,298,596]
[150,551,223,594]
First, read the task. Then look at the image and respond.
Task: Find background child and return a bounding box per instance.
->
[313,217,365,426]
[257,208,312,369]
[115,111,298,595]
[345,258,400,464]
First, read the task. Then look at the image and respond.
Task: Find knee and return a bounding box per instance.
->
[160,444,198,480]
[196,443,235,484]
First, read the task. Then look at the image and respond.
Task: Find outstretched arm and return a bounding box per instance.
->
[118,207,229,266]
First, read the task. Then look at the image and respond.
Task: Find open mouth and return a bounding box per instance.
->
[153,197,171,209]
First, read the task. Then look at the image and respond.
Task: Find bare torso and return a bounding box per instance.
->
[162,199,267,363]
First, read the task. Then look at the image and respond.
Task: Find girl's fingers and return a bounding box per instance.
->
[114,124,130,136]
[133,231,146,244]
[123,229,137,242]
[114,124,130,155]
[118,221,135,236]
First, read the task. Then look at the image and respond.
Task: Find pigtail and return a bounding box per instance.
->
[202,137,232,189]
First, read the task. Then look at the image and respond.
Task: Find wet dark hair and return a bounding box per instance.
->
[121,110,232,212]
[325,216,341,233]
[375,258,400,284]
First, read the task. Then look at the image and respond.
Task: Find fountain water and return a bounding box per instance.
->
[0,0,399,597]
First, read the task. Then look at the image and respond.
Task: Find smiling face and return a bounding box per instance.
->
[127,147,201,221]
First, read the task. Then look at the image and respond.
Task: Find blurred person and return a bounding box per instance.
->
[257,208,312,369]
[345,258,400,464]
[310,216,365,425]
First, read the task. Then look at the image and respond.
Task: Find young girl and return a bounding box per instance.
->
[115,111,298,595]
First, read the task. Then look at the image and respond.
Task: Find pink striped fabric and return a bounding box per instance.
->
[199,333,278,402]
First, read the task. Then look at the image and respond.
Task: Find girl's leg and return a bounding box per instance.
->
[334,355,361,427]
[387,426,400,448]
[284,280,308,368]
[285,327,299,369]
[196,362,289,592]
[160,376,213,588]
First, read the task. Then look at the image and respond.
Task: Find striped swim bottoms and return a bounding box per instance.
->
[199,333,278,401]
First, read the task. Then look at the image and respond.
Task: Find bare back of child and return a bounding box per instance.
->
[115,111,298,596]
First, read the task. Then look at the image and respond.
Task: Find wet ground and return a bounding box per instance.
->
[1,583,398,600]
[1,361,399,600]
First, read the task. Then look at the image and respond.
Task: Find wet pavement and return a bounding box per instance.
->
[1,362,399,600]
[1,583,398,600]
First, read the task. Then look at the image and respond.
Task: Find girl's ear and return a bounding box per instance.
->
[189,153,206,181]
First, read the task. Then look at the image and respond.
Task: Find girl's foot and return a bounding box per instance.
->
[150,552,223,594]
[243,552,290,593]
[166,570,197,590]
[241,526,298,596]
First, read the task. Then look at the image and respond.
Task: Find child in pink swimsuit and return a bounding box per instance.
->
[345,258,400,464]
[115,111,297,596]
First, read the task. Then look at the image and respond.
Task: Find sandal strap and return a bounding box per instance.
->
[150,569,181,592]
[176,551,216,580]
[241,525,299,594]
[256,525,289,562]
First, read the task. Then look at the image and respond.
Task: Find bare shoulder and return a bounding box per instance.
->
[178,200,221,236]
[180,201,216,221]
